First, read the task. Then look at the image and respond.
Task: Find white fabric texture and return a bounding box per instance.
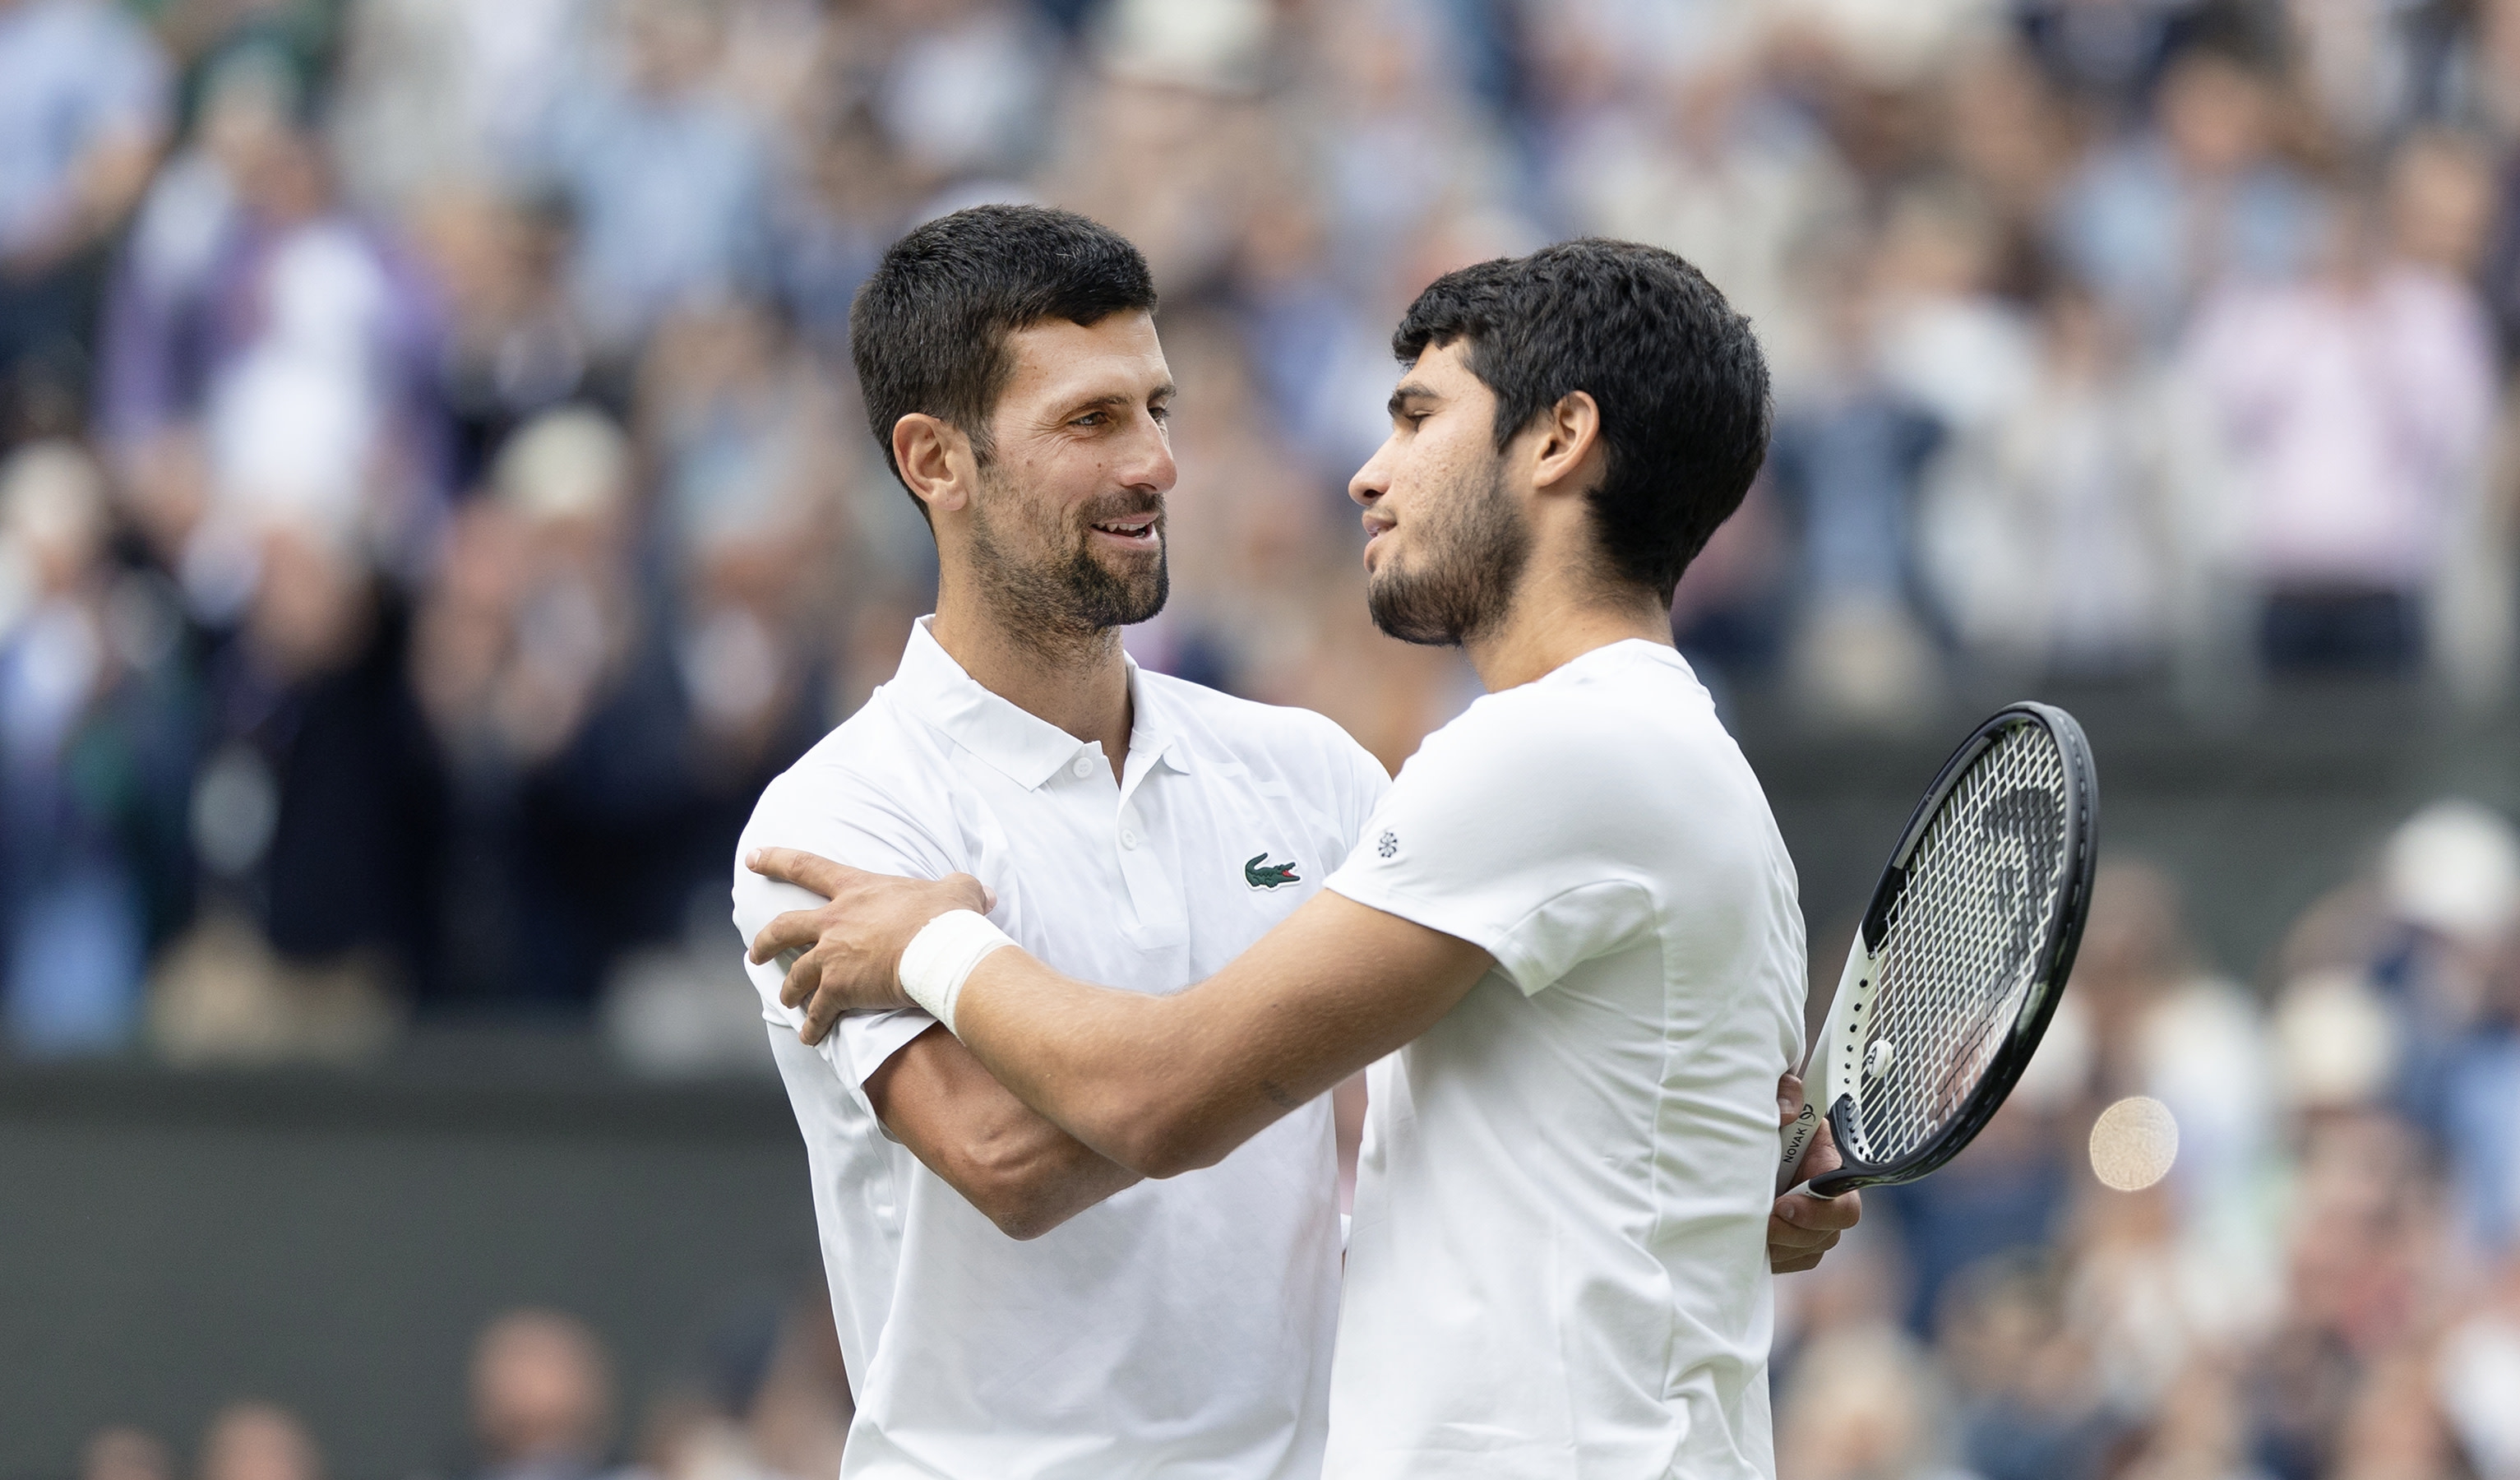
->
[894,908,1012,1031]
[1321,640,1807,1480]
[733,617,1388,1480]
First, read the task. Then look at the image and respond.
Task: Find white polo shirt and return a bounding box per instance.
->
[733,617,1389,1480]
[1320,640,1806,1479]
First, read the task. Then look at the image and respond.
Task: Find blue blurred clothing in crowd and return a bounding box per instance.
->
[539,66,774,357]
[2052,140,2325,348]
[1768,396,1944,614]
[2447,1029,2520,1255]
[0,586,195,1054]
[0,0,166,261]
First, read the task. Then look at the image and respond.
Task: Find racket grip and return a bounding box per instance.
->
[1777,1098,1824,1196]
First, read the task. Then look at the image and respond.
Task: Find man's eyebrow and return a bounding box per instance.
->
[1066,382,1178,414]
[1387,382,1439,419]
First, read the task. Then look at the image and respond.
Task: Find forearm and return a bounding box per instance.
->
[866,1024,1144,1238]
[944,895,1487,1178]
[910,1098,1144,1238]
[950,950,1313,1179]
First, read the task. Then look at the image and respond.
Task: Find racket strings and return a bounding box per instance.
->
[1844,724,2070,1166]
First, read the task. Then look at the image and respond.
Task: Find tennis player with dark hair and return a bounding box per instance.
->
[751,237,1838,1478]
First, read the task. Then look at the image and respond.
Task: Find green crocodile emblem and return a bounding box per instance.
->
[1244,853,1301,890]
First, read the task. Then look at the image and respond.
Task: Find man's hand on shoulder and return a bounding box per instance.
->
[1769,1071,1861,1274]
[746,847,992,1044]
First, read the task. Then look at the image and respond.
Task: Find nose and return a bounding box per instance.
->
[1119,410,1178,494]
[1348,436,1394,509]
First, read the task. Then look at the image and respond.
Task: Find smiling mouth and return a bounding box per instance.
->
[1090,515,1161,548]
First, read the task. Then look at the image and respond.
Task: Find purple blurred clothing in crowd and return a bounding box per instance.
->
[2184,265,2495,595]
[96,160,451,560]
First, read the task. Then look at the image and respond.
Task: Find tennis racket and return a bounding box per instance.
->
[1778,701,2097,1197]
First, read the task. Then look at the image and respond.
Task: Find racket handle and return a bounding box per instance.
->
[1777,1094,1824,1196]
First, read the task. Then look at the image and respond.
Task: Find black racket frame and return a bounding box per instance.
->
[1810,701,2099,1196]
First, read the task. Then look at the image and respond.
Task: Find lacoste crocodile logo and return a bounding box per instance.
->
[1245,853,1301,890]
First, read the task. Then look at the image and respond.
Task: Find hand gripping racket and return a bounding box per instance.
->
[1778,701,2098,1197]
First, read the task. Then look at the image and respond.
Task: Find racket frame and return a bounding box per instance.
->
[1778,701,2097,1198]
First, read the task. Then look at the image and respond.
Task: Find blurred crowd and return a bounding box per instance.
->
[6,0,2520,1050]
[76,1296,855,1480]
[11,2,2520,1473]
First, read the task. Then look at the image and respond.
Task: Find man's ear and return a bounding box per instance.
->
[1528,390,1604,498]
[893,413,979,516]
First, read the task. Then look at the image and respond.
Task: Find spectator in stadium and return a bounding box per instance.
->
[0,440,190,1054]
[146,499,438,1059]
[407,187,589,494]
[197,1403,321,1480]
[326,0,585,215]
[2181,187,2496,675]
[469,1310,622,1480]
[94,45,451,607]
[535,0,774,365]
[414,407,641,1007]
[79,1427,173,1480]
[1919,276,2196,680]
[0,0,169,446]
[2051,37,2328,350]
[1764,257,1945,726]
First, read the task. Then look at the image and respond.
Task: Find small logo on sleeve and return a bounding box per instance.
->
[1245,853,1301,890]
[1376,830,1399,859]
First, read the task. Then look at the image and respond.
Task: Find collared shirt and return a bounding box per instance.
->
[733,617,1389,1480]
[1321,641,1806,1479]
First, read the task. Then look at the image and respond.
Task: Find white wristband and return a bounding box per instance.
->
[897,909,1014,1034]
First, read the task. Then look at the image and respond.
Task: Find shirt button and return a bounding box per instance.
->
[1120,829,1139,849]
[1072,756,1094,778]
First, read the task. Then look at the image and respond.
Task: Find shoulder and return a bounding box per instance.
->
[745,690,948,832]
[1426,647,1711,765]
[1399,648,1755,822]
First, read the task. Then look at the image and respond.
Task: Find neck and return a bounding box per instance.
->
[929,587,1135,777]
[1461,573,1672,692]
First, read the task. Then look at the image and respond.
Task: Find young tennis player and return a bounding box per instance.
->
[752,238,1821,1478]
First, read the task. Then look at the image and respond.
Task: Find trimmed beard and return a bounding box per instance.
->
[966,465,1170,645]
[1366,458,1528,646]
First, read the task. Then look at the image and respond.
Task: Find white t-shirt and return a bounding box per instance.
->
[733,617,1389,1480]
[1321,641,1806,1480]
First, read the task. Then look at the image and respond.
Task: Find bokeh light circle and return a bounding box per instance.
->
[2089,1096,2179,1191]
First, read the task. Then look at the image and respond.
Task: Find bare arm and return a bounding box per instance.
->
[750,849,1491,1178]
[864,1024,1141,1240]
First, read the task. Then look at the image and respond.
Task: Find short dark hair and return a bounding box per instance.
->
[850,205,1158,493]
[1392,239,1771,604]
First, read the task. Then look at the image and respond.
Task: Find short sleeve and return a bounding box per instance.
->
[732,766,958,1098]
[1324,698,1658,997]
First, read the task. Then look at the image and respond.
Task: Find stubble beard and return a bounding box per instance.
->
[966,465,1170,660]
[1366,459,1529,647]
